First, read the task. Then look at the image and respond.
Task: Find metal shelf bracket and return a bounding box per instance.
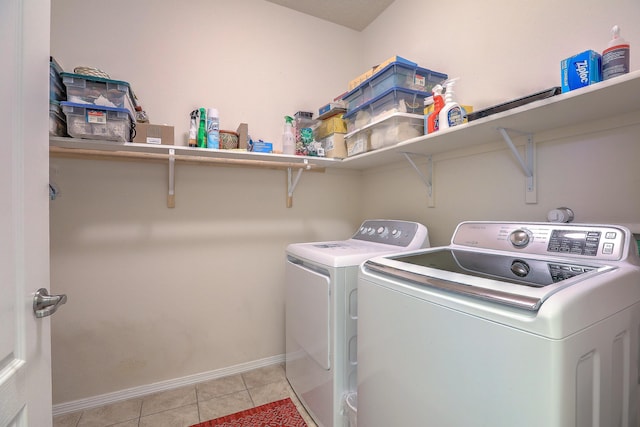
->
[286,159,310,208]
[168,149,175,208]
[403,152,434,207]
[497,127,536,204]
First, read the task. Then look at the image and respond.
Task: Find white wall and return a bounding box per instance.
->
[357,0,640,246]
[49,159,361,403]
[360,114,640,246]
[49,0,640,405]
[362,0,640,109]
[51,0,364,144]
[50,0,364,404]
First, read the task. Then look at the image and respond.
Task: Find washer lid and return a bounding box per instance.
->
[364,248,616,311]
[287,239,418,267]
[286,219,430,267]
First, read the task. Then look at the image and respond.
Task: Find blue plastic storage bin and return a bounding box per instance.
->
[60,72,136,115]
[370,62,447,99]
[343,61,447,113]
[49,57,66,102]
[49,100,67,137]
[61,101,134,142]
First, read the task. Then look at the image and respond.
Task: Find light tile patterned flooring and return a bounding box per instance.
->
[53,364,318,427]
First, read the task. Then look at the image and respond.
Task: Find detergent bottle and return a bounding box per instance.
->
[427,84,444,133]
[438,78,464,130]
[282,116,296,155]
[602,25,630,80]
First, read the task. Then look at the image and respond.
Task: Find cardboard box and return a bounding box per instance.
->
[319,133,347,159]
[348,67,376,91]
[348,56,418,91]
[561,50,602,93]
[372,55,417,74]
[236,123,248,149]
[133,123,175,145]
[315,115,347,140]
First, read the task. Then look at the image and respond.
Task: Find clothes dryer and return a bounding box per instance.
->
[285,220,429,427]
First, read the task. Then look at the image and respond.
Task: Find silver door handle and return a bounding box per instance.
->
[33,288,67,318]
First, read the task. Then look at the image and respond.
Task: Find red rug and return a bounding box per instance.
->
[190,397,308,427]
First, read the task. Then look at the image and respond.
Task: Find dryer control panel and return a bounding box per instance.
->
[353,220,429,248]
[452,221,630,261]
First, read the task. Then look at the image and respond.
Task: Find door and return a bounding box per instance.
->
[285,257,333,427]
[0,0,53,426]
[285,258,331,370]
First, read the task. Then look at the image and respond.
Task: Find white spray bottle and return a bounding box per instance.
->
[282,116,296,155]
[438,78,464,130]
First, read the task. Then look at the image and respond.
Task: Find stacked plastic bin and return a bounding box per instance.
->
[60,72,137,142]
[49,57,67,137]
[343,61,447,156]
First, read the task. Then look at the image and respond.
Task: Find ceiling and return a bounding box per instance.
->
[264,0,395,31]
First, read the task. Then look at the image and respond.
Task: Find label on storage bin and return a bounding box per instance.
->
[414,74,426,88]
[86,109,106,124]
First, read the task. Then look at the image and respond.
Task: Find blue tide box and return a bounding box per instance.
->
[561,50,602,93]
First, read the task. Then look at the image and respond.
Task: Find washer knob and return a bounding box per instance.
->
[509,229,532,248]
[511,260,531,277]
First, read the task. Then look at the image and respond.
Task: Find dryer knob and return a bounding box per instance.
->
[509,229,532,248]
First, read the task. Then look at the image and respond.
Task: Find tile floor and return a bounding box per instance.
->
[53,364,318,427]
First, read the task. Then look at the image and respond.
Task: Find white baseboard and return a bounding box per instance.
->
[52,353,285,416]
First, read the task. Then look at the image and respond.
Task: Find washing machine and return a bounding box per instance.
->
[285,219,430,427]
[357,221,640,427]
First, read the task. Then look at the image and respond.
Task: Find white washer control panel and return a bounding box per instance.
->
[452,221,629,261]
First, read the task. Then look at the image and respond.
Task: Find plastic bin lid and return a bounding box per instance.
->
[60,101,134,120]
[344,86,432,119]
[60,72,139,107]
[60,71,132,87]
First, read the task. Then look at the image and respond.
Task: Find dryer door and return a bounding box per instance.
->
[285,257,331,370]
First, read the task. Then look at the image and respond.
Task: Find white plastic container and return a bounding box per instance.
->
[345,112,424,155]
[602,25,630,80]
[206,108,220,149]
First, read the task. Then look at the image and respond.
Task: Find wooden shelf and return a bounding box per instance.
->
[335,69,640,170]
[51,70,640,171]
[49,137,333,171]
[50,70,640,208]
[50,138,329,208]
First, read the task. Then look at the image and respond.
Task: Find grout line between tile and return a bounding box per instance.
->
[195,386,202,423]
[137,395,143,427]
[240,373,256,407]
